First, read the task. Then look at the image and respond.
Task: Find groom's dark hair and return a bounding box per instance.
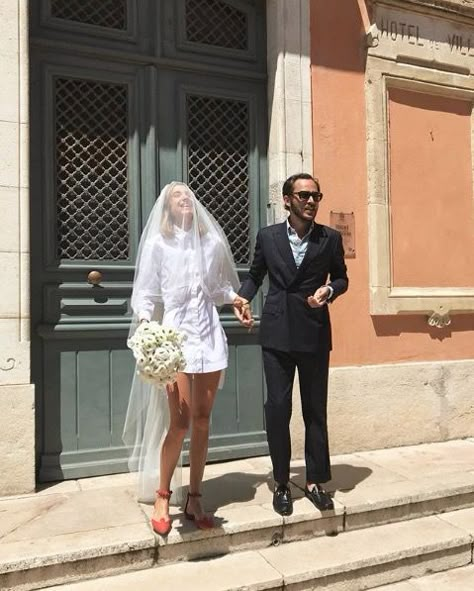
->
[282,173,321,198]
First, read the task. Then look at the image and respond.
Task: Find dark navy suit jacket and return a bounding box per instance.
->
[239,222,348,353]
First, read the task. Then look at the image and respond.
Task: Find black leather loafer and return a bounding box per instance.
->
[273,483,293,516]
[305,484,334,511]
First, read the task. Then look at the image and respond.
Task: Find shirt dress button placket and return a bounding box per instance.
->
[191,284,204,373]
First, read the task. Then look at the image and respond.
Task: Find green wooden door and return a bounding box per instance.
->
[31,0,267,481]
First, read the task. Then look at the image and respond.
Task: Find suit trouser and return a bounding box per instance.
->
[262,347,331,485]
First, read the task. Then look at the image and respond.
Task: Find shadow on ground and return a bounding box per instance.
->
[289,464,373,493]
[183,462,374,511]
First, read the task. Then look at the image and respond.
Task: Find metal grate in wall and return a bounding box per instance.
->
[50,0,127,30]
[185,0,248,51]
[55,77,130,261]
[186,94,250,265]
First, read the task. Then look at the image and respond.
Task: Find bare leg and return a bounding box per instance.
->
[186,371,221,518]
[152,373,191,522]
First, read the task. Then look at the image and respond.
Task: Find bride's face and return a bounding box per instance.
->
[168,185,193,224]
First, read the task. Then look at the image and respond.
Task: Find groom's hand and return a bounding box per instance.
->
[307,286,331,308]
[233,296,254,328]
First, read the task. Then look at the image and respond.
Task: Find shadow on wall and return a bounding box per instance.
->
[371,314,474,340]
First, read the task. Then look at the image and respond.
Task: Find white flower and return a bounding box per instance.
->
[128,322,186,386]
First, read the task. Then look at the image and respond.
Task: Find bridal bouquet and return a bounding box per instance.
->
[127,321,186,385]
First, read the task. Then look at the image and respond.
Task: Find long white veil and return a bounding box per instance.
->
[122,182,239,504]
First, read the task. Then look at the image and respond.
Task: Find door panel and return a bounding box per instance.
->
[211,340,265,437]
[161,0,266,69]
[40,339,135,481]
[31,0,268,481]
[34,60,143,481]
[159,70,266,272]
[77,351,115,450]
[158,71,268,464]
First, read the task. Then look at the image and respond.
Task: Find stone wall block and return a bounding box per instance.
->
[0,252,20,318]
[0,186,20,252]
[442,361,474,440]
[0,0,19,57]
[0,121,19,188]
[291,361,474,458]
[0,53,20,123]
[0,339,31,386]
[0,384,35,495]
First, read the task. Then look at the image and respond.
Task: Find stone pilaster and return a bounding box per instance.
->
[266,0,313,223]
[0,0,35,495]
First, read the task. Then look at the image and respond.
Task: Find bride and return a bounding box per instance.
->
[123,182,246,535]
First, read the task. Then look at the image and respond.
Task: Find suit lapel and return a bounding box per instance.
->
[294,224,328,279]
[273,222,298,279]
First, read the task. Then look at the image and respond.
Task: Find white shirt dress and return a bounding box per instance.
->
[132,227,237,374]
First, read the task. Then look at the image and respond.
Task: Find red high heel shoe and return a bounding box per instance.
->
[151,489,172,535]
[184,492,215,530]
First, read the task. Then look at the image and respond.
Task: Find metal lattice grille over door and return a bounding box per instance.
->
[185,0,248,50]
[186,94,250,265]
[50,0,127,30]
[55,77,130,261]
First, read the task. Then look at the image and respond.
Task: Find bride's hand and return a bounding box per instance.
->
[233,296,253,328]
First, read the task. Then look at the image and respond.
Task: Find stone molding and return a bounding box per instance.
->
[266,0,313,223]
[365,3,474,321]
[0,0,31,369]
[371,0,474,20]
[0,0,35,495]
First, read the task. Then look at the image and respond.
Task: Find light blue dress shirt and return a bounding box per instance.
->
[286,220,313,268]
[286,220,333,300]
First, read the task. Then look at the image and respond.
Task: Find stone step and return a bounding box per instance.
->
[43,509,474,591]
[1,439,474,590]
[372,564,474,590]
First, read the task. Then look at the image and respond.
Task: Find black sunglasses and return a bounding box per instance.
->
[291,191,323,202]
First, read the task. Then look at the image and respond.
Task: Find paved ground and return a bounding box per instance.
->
[2,439,474,554]
[1,438,473,590]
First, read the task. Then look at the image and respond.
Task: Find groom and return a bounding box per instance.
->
[234,173,348,516]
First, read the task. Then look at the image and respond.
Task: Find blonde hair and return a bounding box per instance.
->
[160,183,207,238]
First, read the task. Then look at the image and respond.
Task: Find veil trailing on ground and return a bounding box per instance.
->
[122,182,239,504]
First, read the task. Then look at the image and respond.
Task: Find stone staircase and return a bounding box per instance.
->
[0,438,473,590]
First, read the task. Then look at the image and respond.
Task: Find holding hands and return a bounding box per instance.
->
[233,295,254,328]
[307,286,331,308]
[233,286,331,324]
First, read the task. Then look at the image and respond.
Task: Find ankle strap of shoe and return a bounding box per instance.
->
[188,491,202,498]
[156,489,172,499]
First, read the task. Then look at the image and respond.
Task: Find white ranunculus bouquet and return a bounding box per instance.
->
[127,321,186,385]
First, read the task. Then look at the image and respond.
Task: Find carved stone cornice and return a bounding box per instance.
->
[370,0,474,19]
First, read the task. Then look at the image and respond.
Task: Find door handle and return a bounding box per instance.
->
[87,270,103,285]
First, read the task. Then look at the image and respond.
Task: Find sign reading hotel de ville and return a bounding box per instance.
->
[368,5,474,73]
[330,212,355,259]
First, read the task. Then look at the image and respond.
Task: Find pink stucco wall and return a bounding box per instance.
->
[388,88,474,288]
[310,0,474,366]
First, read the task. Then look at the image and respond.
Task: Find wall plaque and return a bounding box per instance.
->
[330,211,355,259]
